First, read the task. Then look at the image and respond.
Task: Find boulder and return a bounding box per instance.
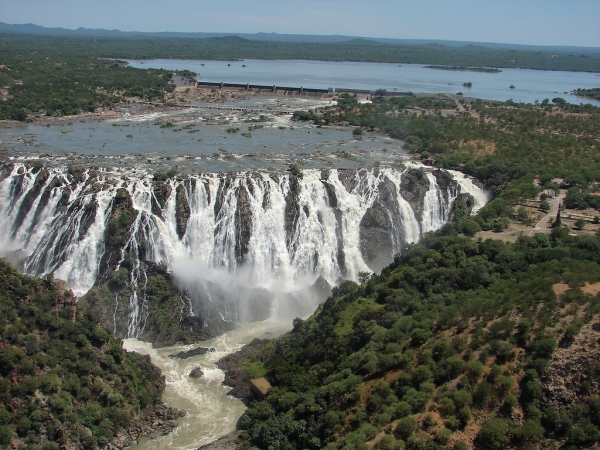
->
[189,367,204,378]
[169,347,215,359]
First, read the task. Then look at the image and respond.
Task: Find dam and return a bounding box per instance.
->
[189,80,414,98]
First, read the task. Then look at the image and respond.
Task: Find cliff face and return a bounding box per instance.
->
[359,177,402,272]
[399,168,430,222]
[175,184,191,240]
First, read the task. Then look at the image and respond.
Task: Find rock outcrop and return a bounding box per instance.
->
[170,347,215,360]
[189,367,204,378]
[235,185,252,264]
[107,403,186,450]
[151,181,172,216]
[175,184,191,239]
[399,168,430,222]
[359,177,403,272]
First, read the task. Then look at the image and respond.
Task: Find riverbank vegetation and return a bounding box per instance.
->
[237,229,600,449]
[574,88,600,101]
[0,260,167,449]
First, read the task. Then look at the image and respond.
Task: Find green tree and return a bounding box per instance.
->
[395,416,417,440]
[478,418,510,448]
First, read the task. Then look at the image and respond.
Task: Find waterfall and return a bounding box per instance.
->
[0,162,489,337]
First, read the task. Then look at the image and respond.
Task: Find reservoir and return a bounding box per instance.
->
[125,59,600,107]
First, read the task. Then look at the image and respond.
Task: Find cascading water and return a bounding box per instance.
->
[0,162,489,338]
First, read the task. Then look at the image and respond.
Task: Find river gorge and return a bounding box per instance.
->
[0,92,494,449]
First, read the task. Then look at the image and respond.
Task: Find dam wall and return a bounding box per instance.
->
[194,81,414,98]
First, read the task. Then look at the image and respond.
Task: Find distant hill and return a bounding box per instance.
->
[0,22,598,54]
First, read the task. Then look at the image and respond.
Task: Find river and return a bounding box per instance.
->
[123,318,293,450]
[0,97,409,172]
[125,59,600,107]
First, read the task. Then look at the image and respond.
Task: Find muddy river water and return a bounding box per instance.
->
[124,318,292,450]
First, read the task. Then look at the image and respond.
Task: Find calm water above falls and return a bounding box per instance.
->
[126,59,600,106]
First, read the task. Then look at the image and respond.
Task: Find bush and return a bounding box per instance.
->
[457,408,471,428]
[0,409,11,426]
[353,127,364,136]
[411,328,429,347]
[395,416,417,440]
[520,419,545,442]
[478,418,510,448]
[521,380,543,403]
[375,434,397,450]
[395,401,412,418]
[40,373,61,394]
[462,220,481,237]
[16,417,31,436]
[0,425,12,445]
[288,163,302,176]
[435,427,453,444]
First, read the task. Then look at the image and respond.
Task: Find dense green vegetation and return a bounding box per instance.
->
[295,93,600,228]
[0,260,165,449]
[574,88,600,101]
[1,34,595,72]
[0,35,196,120]
[237,227,600,449]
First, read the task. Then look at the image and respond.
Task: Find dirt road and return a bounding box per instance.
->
[528,190,566,236]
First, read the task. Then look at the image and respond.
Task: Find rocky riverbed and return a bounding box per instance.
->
[122,320,292,450]
[106,403,186,450]
[196,338,273,450]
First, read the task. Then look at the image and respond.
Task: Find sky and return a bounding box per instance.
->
[1,0,599,47]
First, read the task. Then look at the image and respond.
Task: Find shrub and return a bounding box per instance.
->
[478,418,510,448]
[375,434,396,450]
[453,390,473,409]
[395,401,412,418]
[40,373,61,394]
[395,416,417,440]
[435,427,453,444]
[288,164,302,176]
[16,417,31,436]
[534,338,557,357]
[457,408,471,428]
[0,425,12,445]
[0,409,11,426]
[520,420,545,442]
[411,328,429,346]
